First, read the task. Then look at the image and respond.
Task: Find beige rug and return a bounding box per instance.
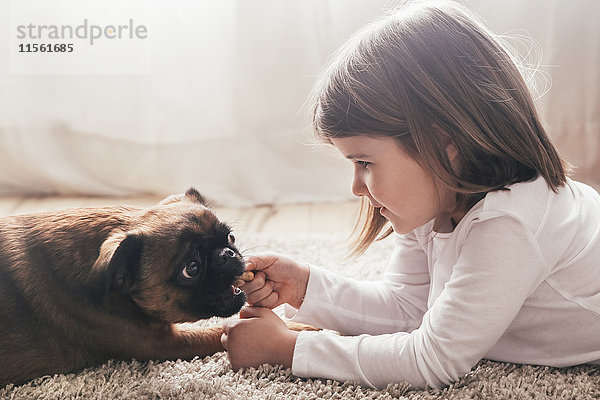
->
[2,234,599,399]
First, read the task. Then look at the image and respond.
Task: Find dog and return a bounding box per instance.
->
[0,188,248,387]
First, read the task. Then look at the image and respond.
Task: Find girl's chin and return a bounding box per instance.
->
[390,223,412,235]
[383,211,413,235]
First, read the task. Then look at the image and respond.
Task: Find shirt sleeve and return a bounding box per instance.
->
[286,230,430,335]
[292,215,549,388]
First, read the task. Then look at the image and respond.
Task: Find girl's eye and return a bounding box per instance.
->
[355,161,371,168]
[228,233,236,245]
[181,262,199,279]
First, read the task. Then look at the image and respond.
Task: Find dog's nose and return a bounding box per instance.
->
[217,247,236,265]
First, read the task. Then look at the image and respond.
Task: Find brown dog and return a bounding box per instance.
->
[0,188,248,387]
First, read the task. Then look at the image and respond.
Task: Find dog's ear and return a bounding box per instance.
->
[184,187,208,205]
[107,234,144,293]
[159,187,208,206]
[88,231,144,306]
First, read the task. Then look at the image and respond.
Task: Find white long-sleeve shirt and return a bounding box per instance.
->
[287,177,600,388]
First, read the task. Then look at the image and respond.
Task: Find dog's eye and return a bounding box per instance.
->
[228,233,235,245]
[181,262,199,280]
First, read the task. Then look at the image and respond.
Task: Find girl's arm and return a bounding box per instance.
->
[288,231,431,335]
[223,230,430,371]
[292,216,548,388]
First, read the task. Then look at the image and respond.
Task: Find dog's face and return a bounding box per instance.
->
[92,188,246,322]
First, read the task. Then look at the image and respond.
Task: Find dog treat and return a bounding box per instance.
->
[236,271,254,282]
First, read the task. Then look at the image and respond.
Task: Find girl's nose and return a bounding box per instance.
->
[351,172,368,197]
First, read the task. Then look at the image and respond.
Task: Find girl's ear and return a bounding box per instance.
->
[446,143,459,162]
[445,142,461,174]
[432,124,459,163]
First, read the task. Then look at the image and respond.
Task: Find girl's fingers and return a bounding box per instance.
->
[245,253,277,272]
[239,306,272,319]
[233,279,245,287]
[245,280,276,306]
[252,290,279,309]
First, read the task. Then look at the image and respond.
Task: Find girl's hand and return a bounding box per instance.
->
[238,252,309,309]
[221,307,299,370]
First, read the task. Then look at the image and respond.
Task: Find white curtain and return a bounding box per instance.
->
[0,0,598,206]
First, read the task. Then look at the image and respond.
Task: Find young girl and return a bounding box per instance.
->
[221,0,600,389]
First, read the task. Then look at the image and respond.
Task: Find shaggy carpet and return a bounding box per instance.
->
[2,234,599,399]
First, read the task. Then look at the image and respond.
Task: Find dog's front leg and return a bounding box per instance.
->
[154,325,225,360]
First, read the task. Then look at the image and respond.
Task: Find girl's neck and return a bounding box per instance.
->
[433,211,465,233]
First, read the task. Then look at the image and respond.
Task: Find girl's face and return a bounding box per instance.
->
[331,135,453,234]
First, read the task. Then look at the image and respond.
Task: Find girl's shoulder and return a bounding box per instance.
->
[467,176,600,236]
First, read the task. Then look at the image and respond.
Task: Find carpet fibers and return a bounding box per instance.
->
[2,234,599,399]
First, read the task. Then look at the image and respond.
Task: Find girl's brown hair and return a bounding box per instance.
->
[312,0,570,256]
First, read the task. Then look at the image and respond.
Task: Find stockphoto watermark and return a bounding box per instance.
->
[9,0,152,74]
[16,19,148,46]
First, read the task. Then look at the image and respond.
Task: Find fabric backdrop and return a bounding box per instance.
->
[1,0,598,206]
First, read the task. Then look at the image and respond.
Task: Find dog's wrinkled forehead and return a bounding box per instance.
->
[152,188,233,247]
[181,210,229,239]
